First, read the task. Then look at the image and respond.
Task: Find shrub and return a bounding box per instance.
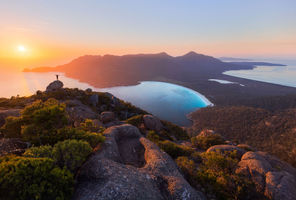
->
[52,139,92,172]
[175,156,197,182]
[79,119,104,132]
[0,156,74,200]
[195,152,259,200]
[159,140,193,159]
[146,130,161,144]
[1,116,22,138]
[162,120,189,140]
[1,98,69,145]
[23,145,53,158]
[23,139,94,173]
[21,99,68,129]
[191,134,225,150]
[57,127,105,148]
[125,115,143,127]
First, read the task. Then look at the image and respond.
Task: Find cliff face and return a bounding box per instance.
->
[0,81,296,200]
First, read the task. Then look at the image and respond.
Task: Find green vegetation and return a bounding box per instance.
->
[191,133,225,150]
[79,119,104,132]
[159,140,193,159]
[1,116,22,138]
[189,106,296,167]
[1,99,68,145]
[24,145,53,158]
[176,151,261,200]
[161,120,189,140]
[0,97,106,199]
[24,140,92,173]
[125,114,143,127]
[0,155,74,200]
[146,130,162,144]
[52,139,92,172]
[57,127,105,148]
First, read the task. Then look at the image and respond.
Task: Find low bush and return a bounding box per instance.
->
[52,139,92,173]
[24,139,93,173]
[1,98,69,145]
[176,151,260,200]
[57,127,105,148]
[159,140,193,159]
[0,155,74,200]
[79,119,104,132]
[1,116,22,138]
[162,120,189,140]
[23,145,53,158]
[191,134,225,150]
[146,130,161,144]
[125,115,143,127]
[175,156,197,183]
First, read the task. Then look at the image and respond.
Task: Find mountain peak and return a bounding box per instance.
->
[183,51,200,57]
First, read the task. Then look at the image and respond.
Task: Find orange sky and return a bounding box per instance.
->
[0,1,295,70]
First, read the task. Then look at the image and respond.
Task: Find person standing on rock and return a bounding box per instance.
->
[56,74,59,80]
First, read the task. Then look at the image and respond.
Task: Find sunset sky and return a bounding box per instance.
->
[0,0,295,68]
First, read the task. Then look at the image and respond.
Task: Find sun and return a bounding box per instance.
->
[17,45,27,52]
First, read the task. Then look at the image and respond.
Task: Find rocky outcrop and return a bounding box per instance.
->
[89,94,99,107]
[143,115,164,132]
[46,80,64,92]
[236,151,296,200]
[0,138,28,156]
[65,100,98,123]
[100,111,115,123]
[237,144,255,151]
[206,144,246,158]
[0,109,21,127]
[73,124,205,200]
[105,92,120,106]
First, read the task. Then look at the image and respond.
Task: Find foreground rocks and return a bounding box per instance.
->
[74,124,205,200]
[0,138,28,156]
[236,151,296,200]
[143,114,164,132]
[65,100,98,123]
[100,111,115,124]
[46,80,64,92]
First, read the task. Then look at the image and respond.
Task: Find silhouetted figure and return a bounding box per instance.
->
[56,74,59,80]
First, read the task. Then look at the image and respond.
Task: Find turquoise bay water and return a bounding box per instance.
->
[0,71,211,126]
[99,81,212,126]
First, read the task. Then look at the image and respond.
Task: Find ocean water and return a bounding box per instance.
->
[0,71,211,126]
[223,59,296,88]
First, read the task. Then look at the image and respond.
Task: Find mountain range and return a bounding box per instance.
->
[25,51,296,106]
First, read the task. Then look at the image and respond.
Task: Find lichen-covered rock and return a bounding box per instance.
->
[73,124,206,200]
[100,111,115,123]
[0,138,29,156]
[143,115,163,132]
[236,151,296,200]
[46,80,63,92]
